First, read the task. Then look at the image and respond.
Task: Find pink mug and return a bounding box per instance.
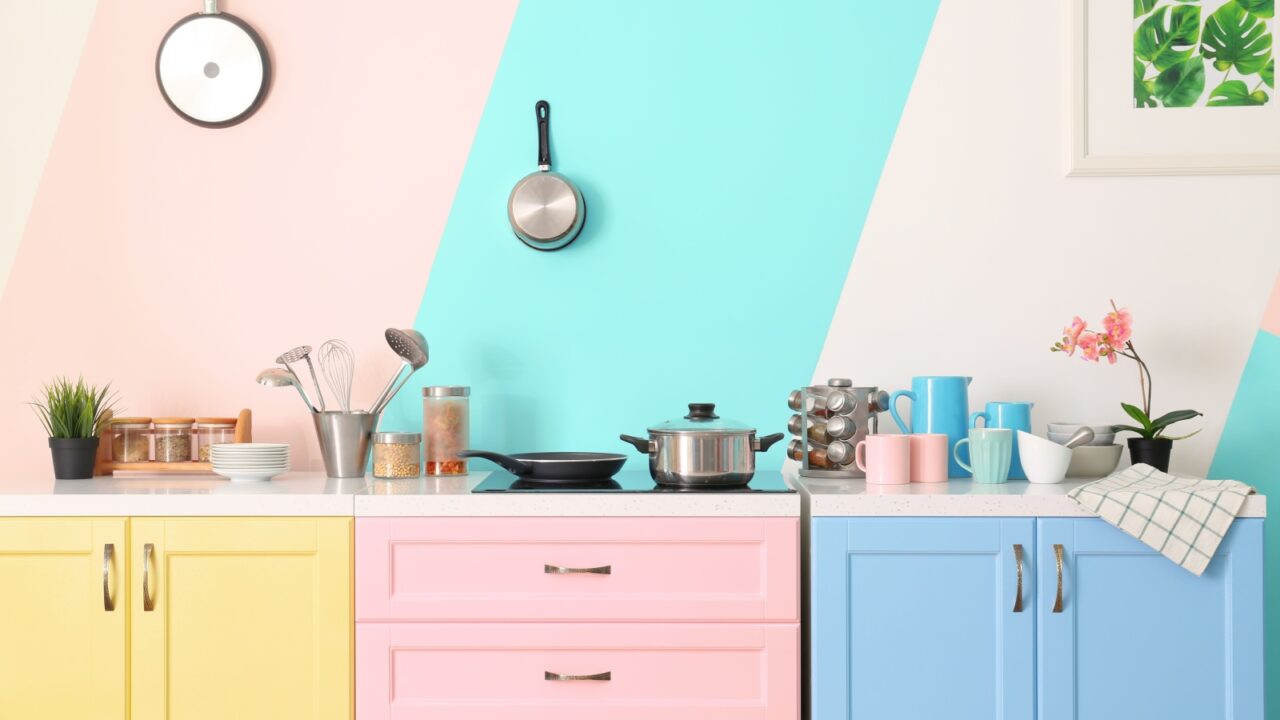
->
[855,435,911,485]
[908,433,949,483]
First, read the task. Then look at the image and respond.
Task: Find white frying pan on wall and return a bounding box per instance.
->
[156,0,270,128]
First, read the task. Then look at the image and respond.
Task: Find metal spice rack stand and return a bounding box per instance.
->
[786,379,888,479]
[93,409,253,476]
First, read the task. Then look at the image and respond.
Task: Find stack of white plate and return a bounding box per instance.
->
[210,443,289,482]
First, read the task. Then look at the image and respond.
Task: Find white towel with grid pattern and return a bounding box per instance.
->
[1067,463,1255,576]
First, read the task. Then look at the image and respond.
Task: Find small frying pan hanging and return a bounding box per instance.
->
[507,100,586,251]
[156,0,270,129]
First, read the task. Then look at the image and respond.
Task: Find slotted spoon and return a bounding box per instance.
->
[369,328,429,414]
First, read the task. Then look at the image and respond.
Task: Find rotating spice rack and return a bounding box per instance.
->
[93,409,253,476]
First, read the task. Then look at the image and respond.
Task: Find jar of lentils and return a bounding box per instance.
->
[152,418,194,462]
[110,417,152,463]
[372,432,422,479]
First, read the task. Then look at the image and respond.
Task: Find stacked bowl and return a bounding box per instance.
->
[1047,423,1123,478]
[210,443,290,482]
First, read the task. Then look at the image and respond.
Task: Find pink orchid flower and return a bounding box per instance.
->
[1077,331,1100,362]
[1104,307,1133,347]
[1061,316,1087,356]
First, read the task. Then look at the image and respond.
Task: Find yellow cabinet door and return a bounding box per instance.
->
[130,518,352,720]
[0,518,127,720]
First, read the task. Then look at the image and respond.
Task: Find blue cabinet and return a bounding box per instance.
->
[811,518,1035,719]
[1038,518,1264,720]
[811,517,1264,720]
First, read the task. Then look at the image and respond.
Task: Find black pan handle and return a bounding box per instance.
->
[458,450,533,476]
[755,433,785,453]
[536,100,551,168]
[619,434,652,453]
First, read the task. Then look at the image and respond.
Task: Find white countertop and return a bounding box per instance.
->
[0,471,801,517]
[796,475,1267,518]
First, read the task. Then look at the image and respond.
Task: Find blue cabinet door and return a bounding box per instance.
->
[1037,518,1264,720]
[811,517,1035,720]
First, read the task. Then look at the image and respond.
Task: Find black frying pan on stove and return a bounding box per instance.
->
[459,450,626,480]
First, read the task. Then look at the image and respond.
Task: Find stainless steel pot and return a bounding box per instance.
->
[620,403,784,487]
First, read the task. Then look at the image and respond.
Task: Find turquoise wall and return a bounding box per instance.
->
[1209,328,1280,714]
[383,0,940,463]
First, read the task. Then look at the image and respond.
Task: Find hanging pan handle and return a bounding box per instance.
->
[536,100,551,169]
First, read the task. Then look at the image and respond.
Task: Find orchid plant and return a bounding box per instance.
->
[1051,301,1201,441]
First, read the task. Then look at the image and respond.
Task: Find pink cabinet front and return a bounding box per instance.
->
[355,517,798,622]
[356,622,799,720]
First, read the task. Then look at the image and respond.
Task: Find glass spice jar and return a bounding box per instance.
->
[110,417,152,463]
[152,418,194,462]
[195,417,237,462]
[423,386,469,476]
[372,432,422,479]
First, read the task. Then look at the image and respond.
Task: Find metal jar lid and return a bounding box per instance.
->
[423,386,470,397]
[828,378,853,387]
[648,403,757,436]
[374,432,421,444]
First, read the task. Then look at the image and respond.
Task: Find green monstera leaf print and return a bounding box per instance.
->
[1137,4,1203,70]
[1135,59,1160,106]
[1155,55,1207,105]
[1208,78,1270,103]
[1136,0,1159,17]
[1202,1,1273,74]
[1237,0,1275,19]
[1264,58,1276,86]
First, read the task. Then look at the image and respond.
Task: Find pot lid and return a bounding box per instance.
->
[648,403,756,435]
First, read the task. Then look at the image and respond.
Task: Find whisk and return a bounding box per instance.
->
[317,339,356,412]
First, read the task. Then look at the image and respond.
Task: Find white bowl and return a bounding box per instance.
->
[1047,425,1115,447]
[1066,444,1124,478]
[1018,431,1072,484]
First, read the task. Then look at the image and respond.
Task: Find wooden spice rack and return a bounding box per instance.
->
[94,409,253,476]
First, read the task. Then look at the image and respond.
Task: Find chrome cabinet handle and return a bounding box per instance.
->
[545,671,611,681]
[1052,544,1065,613]
[143,543,156,612]
[102,544,115,612]
[544,564,611,575]
[1012,544,1024,613]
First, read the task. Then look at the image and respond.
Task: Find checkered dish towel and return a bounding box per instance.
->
[1067,464,1255,576]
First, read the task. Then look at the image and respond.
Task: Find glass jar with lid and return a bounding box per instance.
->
[423,386,469,475]
[152,417,194,462]
[195,417,237,462]
[372,432,422,479]
[110,417,152,463]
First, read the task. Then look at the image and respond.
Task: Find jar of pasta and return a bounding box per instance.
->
[423,386,469,475]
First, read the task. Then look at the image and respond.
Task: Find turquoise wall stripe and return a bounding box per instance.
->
[1208,328,1279,719]
[384,0,939,467]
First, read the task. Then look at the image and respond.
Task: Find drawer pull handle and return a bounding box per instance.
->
[1012,543,1024,613]
[103,543,116,612]
[143,543,156,612]
[545,671,612,682]
[1052,543,1065,614]
[544,564,611,575]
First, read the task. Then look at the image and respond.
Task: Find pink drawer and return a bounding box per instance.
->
[355,517,798,622]
[356,622,799,720]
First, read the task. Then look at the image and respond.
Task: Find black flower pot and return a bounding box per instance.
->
[1127,437,1173,473]
[49,437,99,479]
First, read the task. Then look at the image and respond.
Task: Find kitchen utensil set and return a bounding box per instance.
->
[209,442,289,482]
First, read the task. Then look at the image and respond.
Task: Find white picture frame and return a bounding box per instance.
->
[1067,0,1280,176]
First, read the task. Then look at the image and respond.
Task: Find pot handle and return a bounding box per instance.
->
[536,100,551,167]
[755,433,785,453]
[619,434,652,453]
[458,450,533,476]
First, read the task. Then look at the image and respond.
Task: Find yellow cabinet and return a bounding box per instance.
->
[0,518,127,720]
[130,518,352,720]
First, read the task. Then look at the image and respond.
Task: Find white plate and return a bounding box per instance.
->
[212,467,285,483]
[211,449,289,456]
[212,463,290,470]
[209,443,288,451]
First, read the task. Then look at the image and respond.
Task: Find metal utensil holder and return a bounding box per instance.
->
[313,411,379,478]
[787,379,889,479]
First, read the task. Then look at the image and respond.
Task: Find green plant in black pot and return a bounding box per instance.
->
[1052,301,1200,472]
[30,377,116,479]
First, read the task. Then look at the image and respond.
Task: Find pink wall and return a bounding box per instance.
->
[0,0,517,474]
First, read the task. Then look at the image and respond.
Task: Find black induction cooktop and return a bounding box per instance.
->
[472,470,796,493]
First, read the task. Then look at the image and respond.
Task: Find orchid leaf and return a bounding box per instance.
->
[1121,402,1153,430]
[1148,409,1203,430]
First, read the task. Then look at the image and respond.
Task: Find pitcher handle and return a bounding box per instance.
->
[887,390,914,434]
[953,438,973,473]
[969,411,989,429]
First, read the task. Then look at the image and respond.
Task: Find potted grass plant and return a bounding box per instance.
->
[1051,301,1200,472]
[31,377,116,479]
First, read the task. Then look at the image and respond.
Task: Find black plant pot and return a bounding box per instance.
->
[1127,437,1173,473]
[49,437,99,480]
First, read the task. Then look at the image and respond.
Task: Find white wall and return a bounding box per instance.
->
[815,0,1280,475]
[0,0,97,297]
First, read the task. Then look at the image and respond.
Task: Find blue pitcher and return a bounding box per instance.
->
[969,401,1033,480]
[889,376,973,478]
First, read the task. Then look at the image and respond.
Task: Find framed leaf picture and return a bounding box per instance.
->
[1068,0,1280,175]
